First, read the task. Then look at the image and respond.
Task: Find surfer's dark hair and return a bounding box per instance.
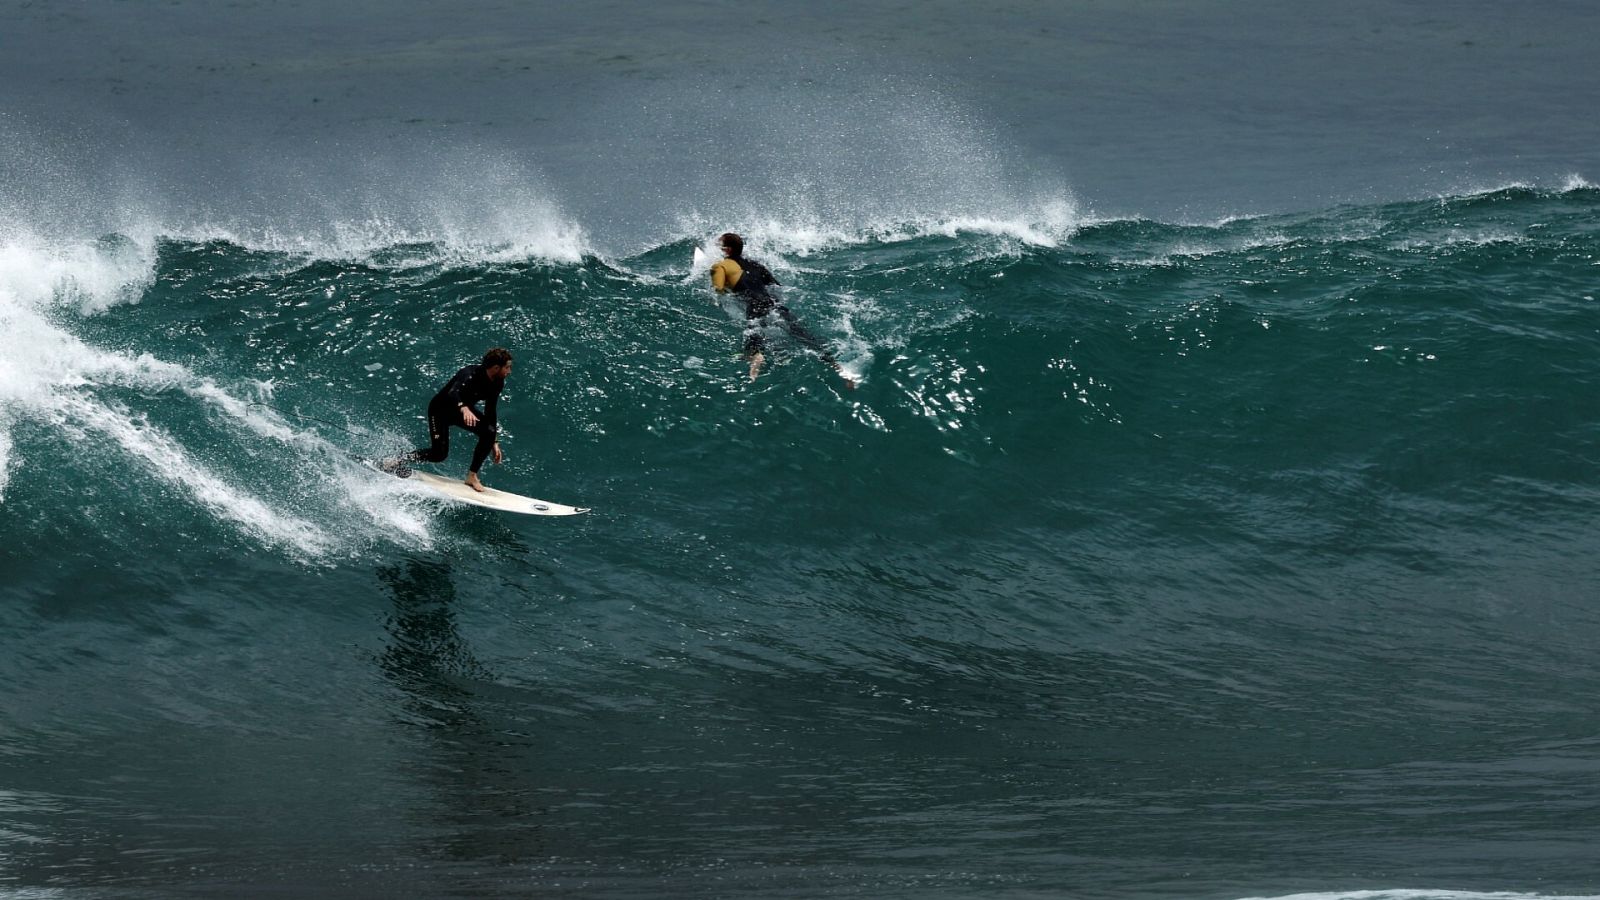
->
[482,347,513,368]
[719,232,744,258]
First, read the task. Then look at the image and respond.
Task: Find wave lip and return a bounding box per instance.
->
[672,193,1082,259]
[0,231,163,499]
[64,394,335,556]
[0,229,439,557]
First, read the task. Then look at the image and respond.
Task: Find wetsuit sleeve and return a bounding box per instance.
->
[712,259,740,293]
[443,365,475,408]
[484,385,500,432]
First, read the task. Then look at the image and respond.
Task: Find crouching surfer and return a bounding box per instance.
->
[380,347,512,492]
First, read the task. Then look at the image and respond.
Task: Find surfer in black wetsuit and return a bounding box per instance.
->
[382,347,512,492]
[710,232,855,387]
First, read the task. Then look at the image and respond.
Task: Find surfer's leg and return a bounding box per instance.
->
[743,321,767,381]
[776,306,836,364]
[742,325,766,358]
[777,306,854,387]
[378,404,445,474]
[460,423,496,492]
[466,424,496,474]
[408,402,452,463]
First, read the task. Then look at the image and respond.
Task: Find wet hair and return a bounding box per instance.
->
[719,232,744,258]
[482,347,513,368]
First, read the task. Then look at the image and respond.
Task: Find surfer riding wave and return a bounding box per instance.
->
[381,347,512,492]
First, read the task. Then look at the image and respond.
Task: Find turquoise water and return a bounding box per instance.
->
[4,184,1600,897]
[6,0,1600,893]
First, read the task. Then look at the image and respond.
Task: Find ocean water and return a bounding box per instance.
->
[4,2,1600,898]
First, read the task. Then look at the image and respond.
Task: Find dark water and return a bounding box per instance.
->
[4,2,1600,898]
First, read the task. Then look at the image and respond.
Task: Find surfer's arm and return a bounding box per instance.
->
[711,260,734,293]
[463,388,500,435]
[443,365,475,418]
[487,388,502,464]
[483,391,500,432]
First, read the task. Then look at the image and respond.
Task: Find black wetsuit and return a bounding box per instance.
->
[408,364,503,473]
[732,257,836,364]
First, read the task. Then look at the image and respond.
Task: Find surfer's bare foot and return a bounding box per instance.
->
[833,364,857,390]
[464,472,485,492]
[748,351,765,382]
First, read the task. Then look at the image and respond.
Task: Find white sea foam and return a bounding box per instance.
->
[135,209,590,271]
[0,428,11,501]
[823,291,879,377]
[61,394,334,556]
[1112,232,1297,268]
[0,227,435,554]
[931,197,1082,246]
[187,391,437,548]
[0,232,320,551]
[660,72,1083,259]
[1428,175,1600,204]
[675,194,1082,259]
[0,235,152,445]
[4,127,592,270]
[0,231,155,316]
[1559,173,1595,192]
[1390,228,1529,252]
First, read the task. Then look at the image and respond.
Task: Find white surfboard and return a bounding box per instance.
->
[692,246,708,269]
[405,470,588,516]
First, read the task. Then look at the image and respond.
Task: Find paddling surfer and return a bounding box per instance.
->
[382,347,511,492]
[711,232,855,387]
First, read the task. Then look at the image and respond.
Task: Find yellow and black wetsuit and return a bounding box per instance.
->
[711,255,835,363]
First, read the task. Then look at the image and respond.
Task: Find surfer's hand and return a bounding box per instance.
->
[492,442,503,465]
[461,407,478,427]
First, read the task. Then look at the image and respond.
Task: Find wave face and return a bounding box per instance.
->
[5,185,1600,897]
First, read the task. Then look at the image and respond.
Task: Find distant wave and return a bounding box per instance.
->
[669,193,1083,256]
[1432,175,1597,202]
[1241,883,1600,890]
[7,176,1595,277]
